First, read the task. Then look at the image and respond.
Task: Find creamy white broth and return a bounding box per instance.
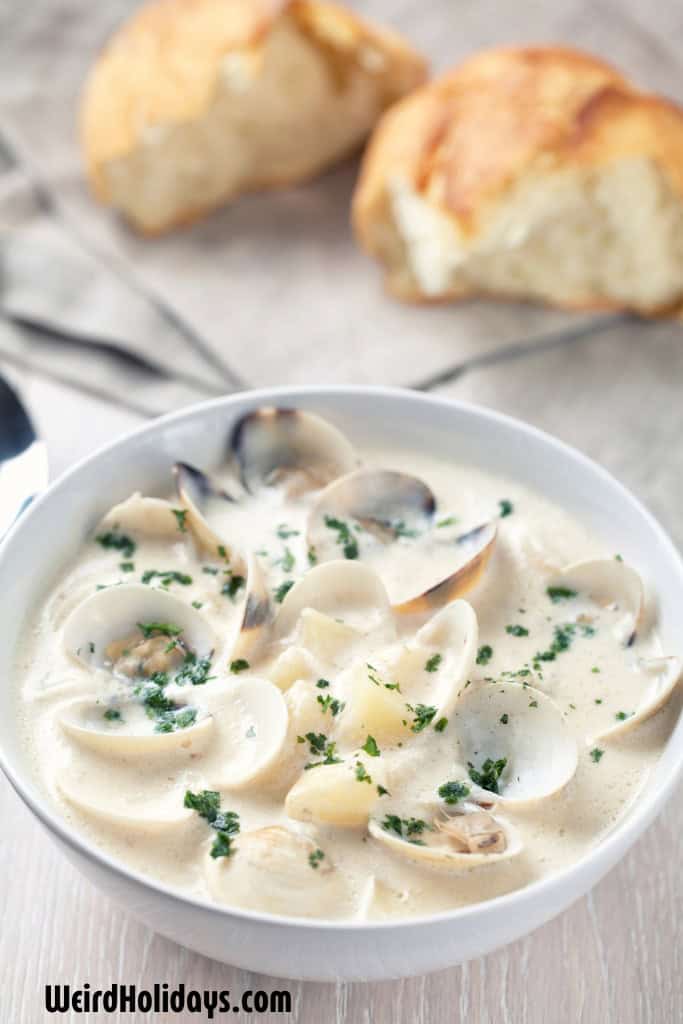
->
[14,421,681,922]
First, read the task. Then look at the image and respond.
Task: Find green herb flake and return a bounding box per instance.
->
[377,785,390,797]
[96,531,136,559]
[120,561,135,573]
[434,716,448,733]
[172,508,188,533]
[230,658,250,674]
[476,644,493,666]
[425,653,442,673]
[498,499,514,518]
[222,574,246,600]
[500,713,509,725]
[590,747,605,763]
[137,621,182,639]
[467,757,507,794]
[355,761,372,784]
[324,515,359,560]
[615,710,633,721]
[362,735,381,757]
[317,694,345,717]
[316,678,330,689]
[274,580,295,603]
[277,524,299,539]
[103,708,122,722]
[506,624,529,637]
[547,586,578,603]
[436,516,458,528]
[142,569,193,587]
[407,703,437,733]
[438,780,470,804]
[307,546,318,566]
[308,848,325,869]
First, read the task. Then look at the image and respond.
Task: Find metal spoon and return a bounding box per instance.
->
[0,373,48,540]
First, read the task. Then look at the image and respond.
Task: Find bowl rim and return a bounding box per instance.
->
[2,383,682,934]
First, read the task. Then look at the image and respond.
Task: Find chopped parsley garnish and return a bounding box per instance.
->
[467,757,507,794]
[141,569,192,587]
[230,658,250,674]
[438,780,470,804]
[595,698,603,704]
[317,694,345,717]
[316,678,330,689]
[137,621,183,639]
[436,516,458,528]
[476,645,493,666]
[381,815,430,844]
[96,531,136,559]
[217,545,228,560]
[506,624,529,637]
[355,761,372,784]
[277,524,299,539]
[307,546,318,566]
[120,561,135,573]
[615,710,633,721]
[172,508,188,533]
[103,708,122,722]
[500,713,509,724]
[362,735,380,757]
[406,703,437,733]
[529,699,538,708]
[377,785,390,796]
[184,789,240,859]
[392,520,419,539]
[222,574,246,600]
[202,566,219,576]
[425,653,442,673]
[498,499,514,518]
[274,580,295,603]
[592,666,601,673]
[590,747,605,763]
[547,586,578,603]
[299,732,343,769]
[384,681,401,692]
[324,515,359,560]
[191,600,203,610]
[174,652,213,686]
[278,547,296,573]
[140,680,196,733]
[533,622,593,667]
[308,848,325,869]
[434,716,448,733]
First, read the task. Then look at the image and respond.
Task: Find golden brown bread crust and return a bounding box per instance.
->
[353,46,683,312]
[81,0,427,210]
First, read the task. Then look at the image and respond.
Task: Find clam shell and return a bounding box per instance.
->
[369,803,522,870]
[205,826,350,918]
[274,560,394,642]
[231,407,357,496]
[97,493,187,540]
[206,677,289,790]
[58,698,214,756]
[591,655,682,742]
[57,772,192,832]
[173,461,240,554]
[62,583,215,673]
[453,683,578,806]
[547,558,644,645]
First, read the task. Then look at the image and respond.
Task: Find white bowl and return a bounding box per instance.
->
[1,386,682,982]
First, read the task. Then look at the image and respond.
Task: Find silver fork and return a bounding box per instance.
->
[0,372,48,540]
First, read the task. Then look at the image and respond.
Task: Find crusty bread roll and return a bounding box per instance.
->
[353,46,683,315]
[80,0,426,234]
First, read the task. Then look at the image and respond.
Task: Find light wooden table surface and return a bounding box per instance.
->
[2,314,682,1023]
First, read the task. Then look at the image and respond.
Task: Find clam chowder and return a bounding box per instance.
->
[14,409,681,921]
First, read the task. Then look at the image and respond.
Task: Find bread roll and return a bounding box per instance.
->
[353,46,683,315]
[80,0,426,234]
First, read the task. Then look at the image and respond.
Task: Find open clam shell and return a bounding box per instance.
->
[308,468,436,555]
[369,801,522,871]
[57,771,192,833]
[307,467,497,615]
[63,583,215,676]
[547,558,644,645]
[591,655,682,742]
[230,407,357,497]
[274,560,394,642]
[205,826,350,918]
[393,521,498,615]
[452,683,578,807]
[58,697,214,756]
[173,461,241,554]
[98,492,188,541]
[228,551,274,664]
[285,759,388,827]
[206,677,288,790]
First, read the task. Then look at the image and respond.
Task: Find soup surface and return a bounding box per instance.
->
[14,409,680,921]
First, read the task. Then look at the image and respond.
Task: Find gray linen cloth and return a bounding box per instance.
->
[1,0,681,413]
